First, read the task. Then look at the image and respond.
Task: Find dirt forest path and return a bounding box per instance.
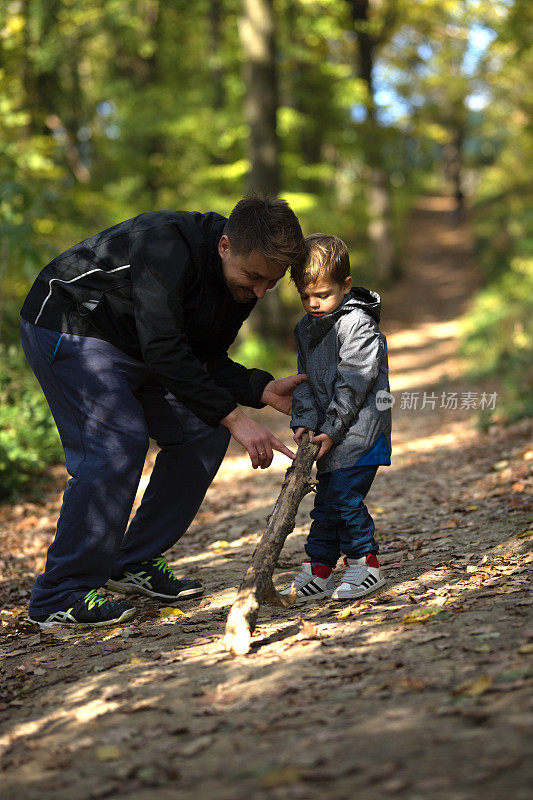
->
[1,197,532,800]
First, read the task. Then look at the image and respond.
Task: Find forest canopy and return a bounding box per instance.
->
[0,0,531,497]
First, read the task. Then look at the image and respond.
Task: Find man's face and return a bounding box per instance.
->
[218,235,286,303]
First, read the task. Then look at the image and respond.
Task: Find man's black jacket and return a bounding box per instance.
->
[21,211,275,428]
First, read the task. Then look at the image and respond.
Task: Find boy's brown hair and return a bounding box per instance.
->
[225,194,305,269]
[290,233,350,292]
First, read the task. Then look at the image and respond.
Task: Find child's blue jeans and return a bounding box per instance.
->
[305,463,379,567]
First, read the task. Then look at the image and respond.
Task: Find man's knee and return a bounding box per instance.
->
[81,434,149,478]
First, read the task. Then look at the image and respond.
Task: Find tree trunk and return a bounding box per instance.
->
[144,0,164,205]
[239,0,284,341]
[239,0,280,196]
[209,0,225,111]
[224,434,319,655]
[443,128,466,225]
[368,167,396,283]
[348,0,398,283]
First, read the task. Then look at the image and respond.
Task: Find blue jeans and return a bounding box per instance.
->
[20,320,230,614]
[305,463,379,567]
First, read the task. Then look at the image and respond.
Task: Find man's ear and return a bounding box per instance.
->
[218,234,230,257]
[343,275,352,294]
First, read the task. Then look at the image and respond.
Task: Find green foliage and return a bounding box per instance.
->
[460,254,533,425]
[1,0,531,497]
[459,0,533,427]
[0,344,62,501]
[231,327,296,377]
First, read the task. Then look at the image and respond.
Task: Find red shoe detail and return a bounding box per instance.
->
[366,554,380,568]
[311,563,333,579]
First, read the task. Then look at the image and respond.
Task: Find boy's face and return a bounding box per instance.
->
[218,234,286,303]
[299,276,352,318]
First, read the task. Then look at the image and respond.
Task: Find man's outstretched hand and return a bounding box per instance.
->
[221,408,296,469]
[261,374,308,416]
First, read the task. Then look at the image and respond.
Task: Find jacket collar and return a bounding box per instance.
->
[305,287,381,347]
[206,214,229,287]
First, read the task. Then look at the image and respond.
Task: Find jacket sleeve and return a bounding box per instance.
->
[319,314,383,444]
[204,353,274,409]
[290,326,319,432]
[130,224,238,429]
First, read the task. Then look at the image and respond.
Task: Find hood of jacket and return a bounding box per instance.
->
[306,286,381,347]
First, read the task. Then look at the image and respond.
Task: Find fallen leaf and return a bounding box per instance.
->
[517,531,533,539]
[398,677,426,691]
[493,460,509,471]
[454,675,493,697]
[261,767,301,788]
[104,641,131,652]
[159,607,184,617]
[518,643,533,655]
[299,621,318,639]
[336,607,351,620]
[2,648,28,658]
[495,666,533,683]
[129,654,147,664]
[352,601,372,614]
[95,745,122,761]
[402,606,446,624]
[181,735,213,757]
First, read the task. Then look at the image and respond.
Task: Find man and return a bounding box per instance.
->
[20,195,306,628]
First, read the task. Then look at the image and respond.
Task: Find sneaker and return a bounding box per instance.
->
[331,554,386,601]
[29,589,136,629]
[280,562,336,603]
[106,554,203,601]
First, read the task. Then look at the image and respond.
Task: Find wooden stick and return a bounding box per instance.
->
[223,433,319,655]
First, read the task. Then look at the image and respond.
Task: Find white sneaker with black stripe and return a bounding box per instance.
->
[280,562,336,603]
[332,554,386,601]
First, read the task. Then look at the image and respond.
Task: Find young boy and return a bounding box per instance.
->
[283,233,392,601]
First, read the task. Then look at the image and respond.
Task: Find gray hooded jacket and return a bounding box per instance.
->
[291,287,392,473]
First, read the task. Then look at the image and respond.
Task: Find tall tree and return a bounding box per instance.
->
[239,0,286,342]
[239,0,280,195]
[347,0,399,283]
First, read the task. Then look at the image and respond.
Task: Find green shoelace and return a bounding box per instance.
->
[83,588,109,611]
[149,555,175,579]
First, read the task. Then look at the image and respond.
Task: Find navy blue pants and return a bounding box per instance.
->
[20,320,230,615]
[305,463,379,567]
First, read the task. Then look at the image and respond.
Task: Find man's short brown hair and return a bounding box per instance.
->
[225,194,305,269]
[291,233,350,291]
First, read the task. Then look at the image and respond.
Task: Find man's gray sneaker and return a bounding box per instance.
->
[106,554,203,601]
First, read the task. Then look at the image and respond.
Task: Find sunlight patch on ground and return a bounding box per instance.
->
[212,452,288,483]
[390,422,477,458]
[388,319,461,350]
[388,320,467,391]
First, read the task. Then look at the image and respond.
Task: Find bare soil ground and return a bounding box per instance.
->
[1,197,532,800]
